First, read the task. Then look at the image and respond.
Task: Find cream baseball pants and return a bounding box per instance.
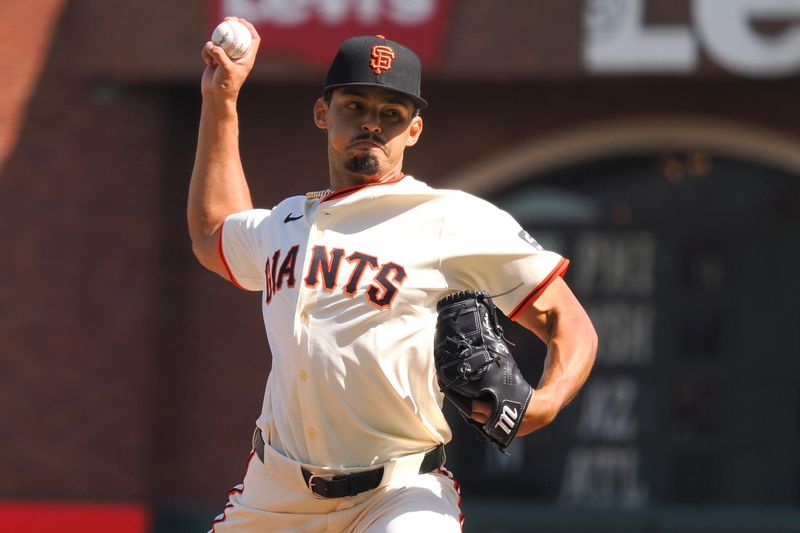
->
[209,429,463,533]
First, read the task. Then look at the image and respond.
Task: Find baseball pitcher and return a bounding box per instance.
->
[188,17,597,532]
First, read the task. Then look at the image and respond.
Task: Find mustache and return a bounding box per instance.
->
[351,132,388,146]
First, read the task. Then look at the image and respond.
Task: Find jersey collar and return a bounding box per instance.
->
[319,173,407,203]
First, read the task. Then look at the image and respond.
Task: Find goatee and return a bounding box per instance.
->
[345,152,381,176]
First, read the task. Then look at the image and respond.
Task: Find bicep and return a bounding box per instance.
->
[515,276,591,343]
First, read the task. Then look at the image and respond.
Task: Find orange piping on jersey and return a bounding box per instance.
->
[508,257,570,321]
[218,224,249,291]
[321,173,406,202]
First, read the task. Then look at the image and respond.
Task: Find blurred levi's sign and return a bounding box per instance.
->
[586,0,800,78]
[211,0,455,68]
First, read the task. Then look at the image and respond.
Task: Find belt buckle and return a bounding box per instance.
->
[307,472,337,500]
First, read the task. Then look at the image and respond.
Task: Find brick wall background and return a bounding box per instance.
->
[1,0,799,530]
[0,0,66,172]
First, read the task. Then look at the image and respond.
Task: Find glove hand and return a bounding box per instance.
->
[434,290,533,451]
[441,392,495,425]
[469,399,493,424]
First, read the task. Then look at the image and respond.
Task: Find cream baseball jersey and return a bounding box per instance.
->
[219,175,568,469]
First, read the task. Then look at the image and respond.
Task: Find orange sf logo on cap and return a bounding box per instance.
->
[370,45,395,75]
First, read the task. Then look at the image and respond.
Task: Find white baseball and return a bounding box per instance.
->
[211,20,252,60]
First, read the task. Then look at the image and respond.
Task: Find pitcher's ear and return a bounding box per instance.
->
[313,98,328,129]
[406,116,423,146]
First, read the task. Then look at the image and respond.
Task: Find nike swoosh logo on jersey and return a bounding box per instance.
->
[284,213,304,223]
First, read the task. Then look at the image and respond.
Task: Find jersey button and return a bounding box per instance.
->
[299,370,308,382]
[300,312,309,322]
[308,428,317,439]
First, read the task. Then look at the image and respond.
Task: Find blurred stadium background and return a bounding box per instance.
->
[1,0,799,532]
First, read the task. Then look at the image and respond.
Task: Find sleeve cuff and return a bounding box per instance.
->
[508,257,570,321]
[218,222,249,291]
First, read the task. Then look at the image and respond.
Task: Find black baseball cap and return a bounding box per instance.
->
[323,35,428,110]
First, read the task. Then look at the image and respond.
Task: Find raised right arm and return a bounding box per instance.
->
[187,18,260,279]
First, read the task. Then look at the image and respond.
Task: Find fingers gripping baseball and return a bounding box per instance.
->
[201,17,261,98]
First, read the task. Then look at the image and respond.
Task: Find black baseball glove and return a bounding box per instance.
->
[434,290,533,451]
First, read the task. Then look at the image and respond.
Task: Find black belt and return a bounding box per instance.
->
[254,429,445,499]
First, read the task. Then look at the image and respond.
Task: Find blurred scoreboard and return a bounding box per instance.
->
[444,153,800,509]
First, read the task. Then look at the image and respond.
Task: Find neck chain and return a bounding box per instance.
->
[305,188,333,200]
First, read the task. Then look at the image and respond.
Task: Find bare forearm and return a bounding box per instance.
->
[516,280,598,436]
[188,96,253,243]
[526,312,596,429]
